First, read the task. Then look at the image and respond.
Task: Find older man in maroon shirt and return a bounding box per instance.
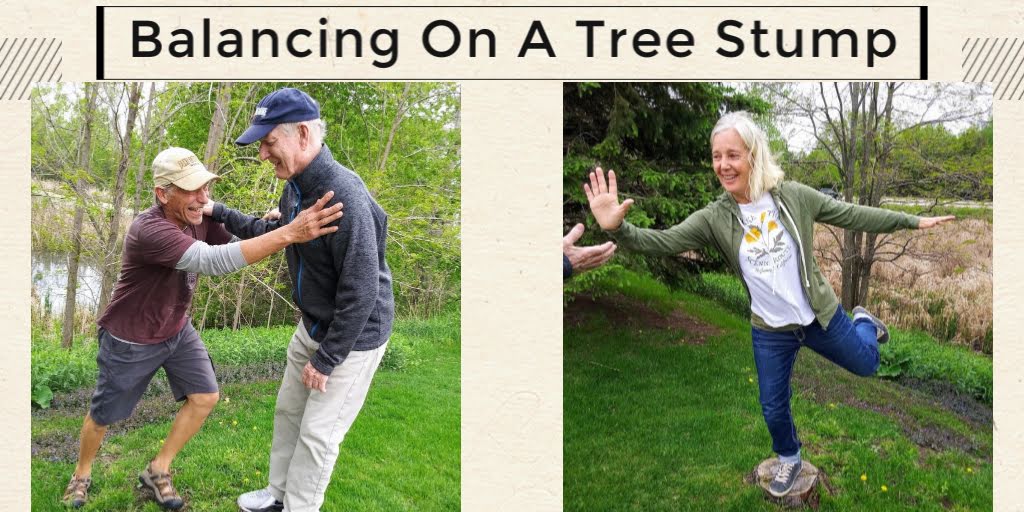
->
[62,147,342,510]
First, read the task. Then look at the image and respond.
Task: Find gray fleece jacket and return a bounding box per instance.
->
[212,145,394,375]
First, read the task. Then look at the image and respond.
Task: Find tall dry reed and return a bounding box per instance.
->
[813,218,992,352]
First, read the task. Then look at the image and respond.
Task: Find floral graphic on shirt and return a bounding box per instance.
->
[741,209,791,273]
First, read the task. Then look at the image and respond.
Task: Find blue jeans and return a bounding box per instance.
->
[751,305,880,458]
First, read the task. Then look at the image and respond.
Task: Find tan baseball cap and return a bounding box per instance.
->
[152,147,220,191]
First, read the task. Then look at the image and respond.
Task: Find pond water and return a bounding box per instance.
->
[31,252,102,317]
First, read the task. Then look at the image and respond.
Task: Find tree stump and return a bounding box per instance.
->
[746,458,828,509]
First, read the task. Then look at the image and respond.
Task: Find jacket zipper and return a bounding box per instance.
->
[288,181,305,307]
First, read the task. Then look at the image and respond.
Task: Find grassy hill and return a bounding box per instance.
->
[31,313,460,511]
[564,268,991,511]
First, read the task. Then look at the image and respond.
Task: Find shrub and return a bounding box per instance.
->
[200,325,293,366]
[380,334,414,371]
[879,330,992,402]
[31,337,99,408]
[689,272,749,317]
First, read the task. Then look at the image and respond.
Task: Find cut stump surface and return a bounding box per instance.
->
[748,458,828,509]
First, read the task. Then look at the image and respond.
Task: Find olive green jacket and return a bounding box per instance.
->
[607,181,921,331]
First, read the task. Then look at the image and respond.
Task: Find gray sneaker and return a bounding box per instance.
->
[853,306,890,344]
[238,487,283,512]
[768,459,802,497]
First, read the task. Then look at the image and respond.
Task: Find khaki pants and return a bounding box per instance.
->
[268,323,386,512]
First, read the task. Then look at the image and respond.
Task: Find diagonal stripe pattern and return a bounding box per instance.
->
[962,37,1024,100]
[0,37,62,101]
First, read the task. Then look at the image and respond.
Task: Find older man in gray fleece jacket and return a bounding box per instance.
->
[206,87,394,512]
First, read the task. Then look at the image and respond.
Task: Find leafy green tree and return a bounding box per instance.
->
[563,82,768,278]
[889,122,993,201]
[32,82,461,341]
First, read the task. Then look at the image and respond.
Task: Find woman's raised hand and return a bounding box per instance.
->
[584,167,634,231]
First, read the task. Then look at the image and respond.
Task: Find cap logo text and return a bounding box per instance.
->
[177,155,199,168]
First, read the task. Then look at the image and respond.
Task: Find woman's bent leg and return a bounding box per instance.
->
[804,305,880,377]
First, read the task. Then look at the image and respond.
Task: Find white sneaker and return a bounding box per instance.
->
[238,487,283,512]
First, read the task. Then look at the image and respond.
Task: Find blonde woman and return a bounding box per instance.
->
[584,111,954,497]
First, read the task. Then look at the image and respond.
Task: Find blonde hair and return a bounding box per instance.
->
[710,111,784,202]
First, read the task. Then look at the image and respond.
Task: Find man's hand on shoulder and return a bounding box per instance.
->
[202,200,215,217]
[285,191,344,243]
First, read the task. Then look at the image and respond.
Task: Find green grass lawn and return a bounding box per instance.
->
[31,314,460,511]
[564,271,991,511]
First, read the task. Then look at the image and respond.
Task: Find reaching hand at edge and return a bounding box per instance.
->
[918,215,956,229]
[263,207,281,221]
[583,166,634,231]
[563,223,616,275]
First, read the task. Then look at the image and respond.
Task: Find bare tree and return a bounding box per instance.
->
[60,83,98,348]
[767,82,990,308]
[203,82,233,173]
[133,82,159,217]
[96,82,142,317]
[378,82,413,172]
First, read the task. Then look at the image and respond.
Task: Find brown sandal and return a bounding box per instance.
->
[138,464,184,509]
[62,475,91,508]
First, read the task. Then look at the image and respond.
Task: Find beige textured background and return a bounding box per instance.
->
[3,1,1018,510]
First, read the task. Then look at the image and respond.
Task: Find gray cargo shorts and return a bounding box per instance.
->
[89,323,218,426]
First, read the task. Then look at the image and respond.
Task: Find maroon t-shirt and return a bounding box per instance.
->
[97,205,232,344]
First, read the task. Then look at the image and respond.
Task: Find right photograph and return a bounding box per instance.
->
[562,82,993,510]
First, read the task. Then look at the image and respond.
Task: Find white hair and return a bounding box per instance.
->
[710,111,784,202]
[280,118,326,145]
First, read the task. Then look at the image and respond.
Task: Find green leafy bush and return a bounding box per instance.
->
[31,340,99,408]
[879,331,992,402]
[380,308,460,371]
[200,325,294,366]
[688,272,749,317]
[380,334,413,371]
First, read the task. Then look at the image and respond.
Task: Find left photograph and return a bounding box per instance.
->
[30,82,461,511]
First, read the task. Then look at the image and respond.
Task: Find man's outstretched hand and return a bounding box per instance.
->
[563,223,616,275]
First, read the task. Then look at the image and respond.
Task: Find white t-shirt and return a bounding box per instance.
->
[737,194,816,328]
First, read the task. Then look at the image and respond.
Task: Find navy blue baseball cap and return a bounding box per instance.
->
[235,87,320,145]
